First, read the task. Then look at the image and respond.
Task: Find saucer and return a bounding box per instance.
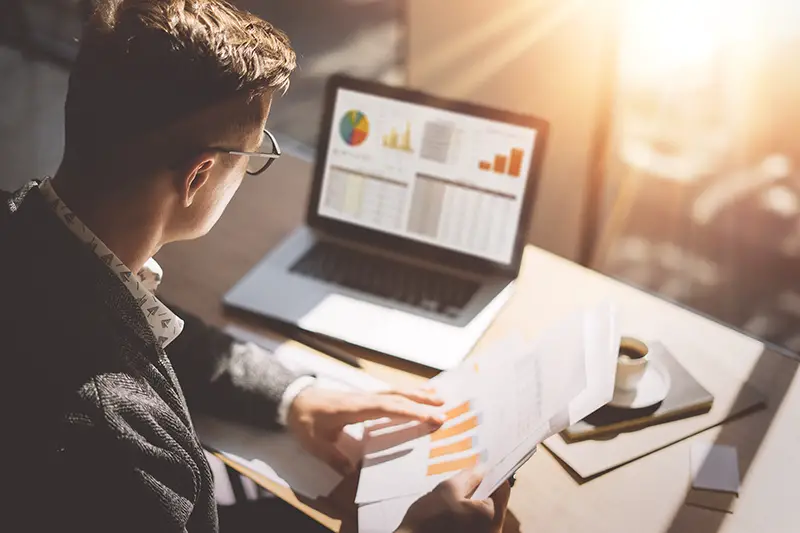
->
[608,360,671,409]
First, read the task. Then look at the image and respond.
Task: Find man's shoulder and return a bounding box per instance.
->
[7,363,206,527]
[72,369,194,447]
[6,326,196,461]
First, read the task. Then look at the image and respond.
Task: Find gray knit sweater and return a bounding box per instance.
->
[0,184,301,532]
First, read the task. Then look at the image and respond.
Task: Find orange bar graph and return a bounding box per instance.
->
[479,148,525,176]
[431,415,479,442]
[493,155,508,173]
[426,453,481,476]
[430,437,473,459]
[508,148,524,177]
[445,402,471,421]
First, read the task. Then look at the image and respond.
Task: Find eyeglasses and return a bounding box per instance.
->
[223,128,282,176]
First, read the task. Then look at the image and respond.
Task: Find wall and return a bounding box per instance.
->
[406,0,620,260]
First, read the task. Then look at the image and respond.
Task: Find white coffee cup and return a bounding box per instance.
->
[615,337,649,391]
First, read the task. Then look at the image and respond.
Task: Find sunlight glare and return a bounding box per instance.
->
[620,0,757,85]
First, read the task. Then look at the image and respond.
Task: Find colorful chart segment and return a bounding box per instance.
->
[425,400,484,477]
[431,414,480,442]
[382,122,413,152]
[340,110,370,146]
[429,437,474,459]
[445,401,471,420]
[479,148,524,177]
[426,453,484,476]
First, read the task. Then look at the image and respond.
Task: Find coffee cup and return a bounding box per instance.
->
[615,337,649,391]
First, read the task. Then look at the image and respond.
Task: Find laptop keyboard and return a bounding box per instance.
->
[290,241,479,317]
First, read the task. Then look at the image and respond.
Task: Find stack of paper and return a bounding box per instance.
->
[356,302,620,532]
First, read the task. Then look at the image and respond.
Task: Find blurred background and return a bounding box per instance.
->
[1,0,798,360]
[600,0,800,358]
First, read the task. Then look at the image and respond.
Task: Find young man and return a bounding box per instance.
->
[0,1,510,532]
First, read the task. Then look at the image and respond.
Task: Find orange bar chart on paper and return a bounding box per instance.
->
[444,401,472,421]
[427,451,486,476]
[429,436,475,459]
[430,413,480,442]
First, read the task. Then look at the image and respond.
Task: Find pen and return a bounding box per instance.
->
[294,331,363,369]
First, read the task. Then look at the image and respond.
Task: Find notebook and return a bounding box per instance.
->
[561,343,713,442]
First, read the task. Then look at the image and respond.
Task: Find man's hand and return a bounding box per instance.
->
[397,469,511,533]
[287,387,445,474]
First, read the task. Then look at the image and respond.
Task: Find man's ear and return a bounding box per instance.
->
[181,155,216,207]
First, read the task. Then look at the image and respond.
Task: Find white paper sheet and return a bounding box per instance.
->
[195,415,342,499]
[194,326,388,499]
[356,303,619,532]
[567,300,621,424]
[472,301,619,499]
[356,304,620,505]
[691,443,740,494]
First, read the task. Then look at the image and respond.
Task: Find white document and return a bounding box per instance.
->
[194,326,388,499]
[691,443,740,494]
[473,301,619,499]
[356,303,620,532]
[356,303,618,506]
[195,415,343,499]
[566,301,621,425]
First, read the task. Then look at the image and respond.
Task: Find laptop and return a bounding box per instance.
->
[224,74,549,370]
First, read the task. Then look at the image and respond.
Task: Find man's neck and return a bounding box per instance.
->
[51,173,164,274]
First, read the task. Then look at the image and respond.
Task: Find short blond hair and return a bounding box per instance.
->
[64,0,296,167]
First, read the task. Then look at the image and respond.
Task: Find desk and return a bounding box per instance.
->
[156,154,800,533]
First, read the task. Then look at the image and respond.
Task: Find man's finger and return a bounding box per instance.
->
[312,441,356,476]
[464,499,496,526]
[443,467,485,497]
[384,388,445,406]
[488,481,511,532]
[344,396,445,426]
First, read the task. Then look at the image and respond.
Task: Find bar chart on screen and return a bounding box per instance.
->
[478,147,525,177]
[382,121,414,153]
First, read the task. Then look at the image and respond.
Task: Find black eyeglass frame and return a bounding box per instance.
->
[220,128,281,175]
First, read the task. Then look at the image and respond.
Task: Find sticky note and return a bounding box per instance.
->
[690,443,740,494]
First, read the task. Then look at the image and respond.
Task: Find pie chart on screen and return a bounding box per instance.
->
[340,110,369,146]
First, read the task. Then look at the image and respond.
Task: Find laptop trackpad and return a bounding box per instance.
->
[296,291,478,369]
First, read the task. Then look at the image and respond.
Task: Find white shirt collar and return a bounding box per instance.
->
[37,178,184,347]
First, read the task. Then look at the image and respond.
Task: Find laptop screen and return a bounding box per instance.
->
[317,87,541,266]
